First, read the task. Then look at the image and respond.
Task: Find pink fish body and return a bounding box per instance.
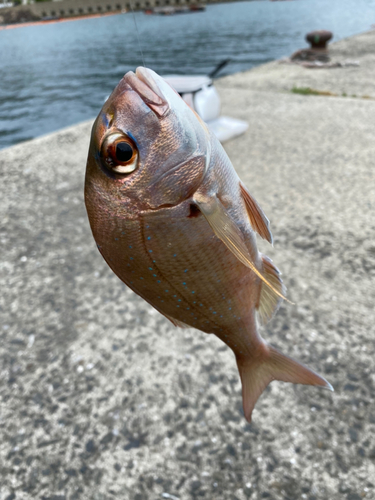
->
[85,67,332,422]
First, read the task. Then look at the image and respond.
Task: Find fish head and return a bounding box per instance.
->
[85,67,211,215]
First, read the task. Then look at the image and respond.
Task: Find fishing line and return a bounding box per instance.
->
[129,2,146,68]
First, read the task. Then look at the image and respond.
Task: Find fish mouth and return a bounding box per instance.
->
[123,67,170,117]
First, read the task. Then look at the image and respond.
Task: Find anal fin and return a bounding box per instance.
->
[237,342,333,422]
[240,182,273,244]
[257,254,286,325]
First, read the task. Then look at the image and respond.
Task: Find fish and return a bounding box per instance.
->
[84,67,333,422]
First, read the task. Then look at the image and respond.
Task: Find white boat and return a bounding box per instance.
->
[163,62,248,143]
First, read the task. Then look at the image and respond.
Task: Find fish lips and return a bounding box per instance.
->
[123,68,170,118]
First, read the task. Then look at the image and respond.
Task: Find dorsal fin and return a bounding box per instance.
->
[240,183,273,244]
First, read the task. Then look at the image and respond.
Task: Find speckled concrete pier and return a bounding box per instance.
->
[1,29,375,500]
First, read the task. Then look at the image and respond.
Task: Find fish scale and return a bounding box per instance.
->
[85,67,333,422]
[142,204,252,336]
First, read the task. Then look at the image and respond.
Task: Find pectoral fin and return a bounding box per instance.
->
[193,192,290,303]
[240,182,273,244]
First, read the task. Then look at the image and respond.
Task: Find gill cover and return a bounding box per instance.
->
[133,68,212,208]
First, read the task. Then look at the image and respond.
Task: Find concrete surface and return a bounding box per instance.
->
[1,30,375,500]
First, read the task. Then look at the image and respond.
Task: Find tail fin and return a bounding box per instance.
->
[236,343,333,422]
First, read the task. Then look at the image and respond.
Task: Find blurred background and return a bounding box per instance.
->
[1,0,375,148]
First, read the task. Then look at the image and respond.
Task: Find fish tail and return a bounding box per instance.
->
[236,342,333,422]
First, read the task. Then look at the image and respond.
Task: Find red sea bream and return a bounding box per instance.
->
[84,67,332,422]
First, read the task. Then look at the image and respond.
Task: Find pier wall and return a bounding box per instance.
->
[0,0,232,22]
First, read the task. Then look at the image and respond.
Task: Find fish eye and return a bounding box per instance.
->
[115,142,133,162]
[100,132,138,174]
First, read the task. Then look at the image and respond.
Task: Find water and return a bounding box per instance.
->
[1,0,374,149]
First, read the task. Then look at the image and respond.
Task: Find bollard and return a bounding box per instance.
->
[306,30,333,50]
[290,30,333,64]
